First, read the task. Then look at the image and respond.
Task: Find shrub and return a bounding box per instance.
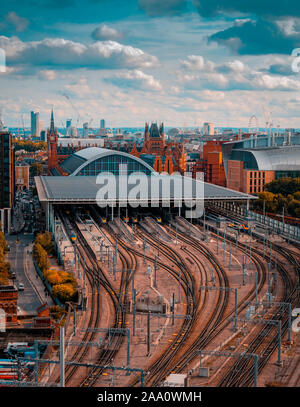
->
[35,232,54,254]
[52,283,78,303]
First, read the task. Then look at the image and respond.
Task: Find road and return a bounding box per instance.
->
[6,232,43,316]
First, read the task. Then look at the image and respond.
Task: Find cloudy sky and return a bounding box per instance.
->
[1,0,300,128]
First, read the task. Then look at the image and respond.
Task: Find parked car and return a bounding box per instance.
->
[18,283,24,291]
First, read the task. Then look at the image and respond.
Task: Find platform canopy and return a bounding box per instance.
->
[35,175,256,206]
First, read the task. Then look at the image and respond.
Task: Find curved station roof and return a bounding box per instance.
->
[60,147,155,176]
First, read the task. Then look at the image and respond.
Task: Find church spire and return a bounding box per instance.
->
[50,108,55,134]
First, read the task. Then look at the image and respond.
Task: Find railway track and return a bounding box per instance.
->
[197,209,299,386]
[54,210,131,387]
[160,225,267,380]
[115,224,239,386]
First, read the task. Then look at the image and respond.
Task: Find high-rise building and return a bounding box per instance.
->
[83,122,89,138]
[66,119,72,137]
[31,111,40,138]
[203,122,214,136]
[40,129,47,142]
[100,119,105,129]
[0,131,15,232]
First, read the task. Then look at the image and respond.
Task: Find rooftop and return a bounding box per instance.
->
[35,175,255,204]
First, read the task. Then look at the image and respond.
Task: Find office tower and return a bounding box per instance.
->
[40,129,47,142]
[83,122,89,138]
[66,119,72,137]
[70,126,77,138]
[203,122,214,136]
[100,119,105,129]
[31,111,40,138]
[0,131,15,232]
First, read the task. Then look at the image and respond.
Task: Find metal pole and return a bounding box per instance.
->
[242,255,245,286]
[147,312,151,355]
[268,262,271,306]
[143,238,146,265]
[223,229,226,264]
[34,340,38,383]
[217,228,219,254]
[178,268,181,303]
[141,371,144,387]
[255,271,258,307]
[277,321,281,365]
[172,292,175,326]
[234,288,237,331]
[59,326,65,388]
[229,241,232,269]
[254,354,258,387]
[154,255,157,288]
[288,303,291,342]
[73,307,76,336]
[133,289,136,336]
[127,329,130,367]
[132,269,135,298]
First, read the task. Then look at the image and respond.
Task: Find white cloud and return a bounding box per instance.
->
[106,69,162,91]
[180,55,215,71]
[254,74,300,91]
[91,25,124,41]
[0,36,159,70]
[38,70,57,81]
[178,54,300,91]
[64,77,95,97]
[0,12,29,33]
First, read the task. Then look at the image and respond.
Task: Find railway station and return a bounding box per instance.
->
[34,147,255,231]
[5,147,297,388]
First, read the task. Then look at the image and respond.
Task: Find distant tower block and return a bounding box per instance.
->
[203,122,214,136]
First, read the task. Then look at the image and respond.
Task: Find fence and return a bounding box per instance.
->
[244,209,300,241]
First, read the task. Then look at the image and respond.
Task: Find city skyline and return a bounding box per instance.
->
[1,1,300,127]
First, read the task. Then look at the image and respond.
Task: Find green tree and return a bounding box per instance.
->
[52,283,78,303]
[287,200,300,217]
[33,243,50,272]
[35,232,54,254]
[30,163,43,176]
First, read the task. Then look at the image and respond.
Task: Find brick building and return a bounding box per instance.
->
[0,285,18,323]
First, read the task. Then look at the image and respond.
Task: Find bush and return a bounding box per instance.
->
[0,232,10,286]
[44,270,63,285]
[33,243,50,272]
[35,232,54,254]
[50,305,66,321]
[52,283,78,303]
[33,235,78,304]
[0,273,8,285]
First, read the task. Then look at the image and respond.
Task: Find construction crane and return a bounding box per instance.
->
[21,114,25,137]
[0,108,4,131]
[62,92,81,127]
